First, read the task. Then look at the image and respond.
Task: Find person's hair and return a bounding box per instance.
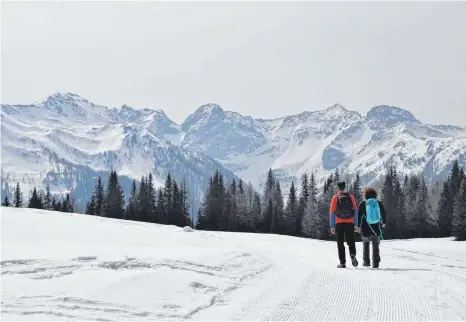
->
[364,187,377,199]
[337,181,346,191]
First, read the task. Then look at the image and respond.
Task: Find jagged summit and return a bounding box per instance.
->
[181,103,226,132]
[367,105,420,125]
[197,103,224,112]
[35,92,87,105]
[325,103,347,113]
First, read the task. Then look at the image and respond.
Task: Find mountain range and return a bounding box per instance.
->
[2,92,465,215]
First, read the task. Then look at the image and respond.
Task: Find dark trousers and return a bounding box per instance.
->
[362,235,380,264]
[336,223,356,264]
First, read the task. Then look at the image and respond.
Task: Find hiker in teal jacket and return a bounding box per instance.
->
[358,187,386,268]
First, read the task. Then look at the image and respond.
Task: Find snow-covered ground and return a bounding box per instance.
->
[2,208,466,321]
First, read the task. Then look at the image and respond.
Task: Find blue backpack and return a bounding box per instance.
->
[365,198,381,224]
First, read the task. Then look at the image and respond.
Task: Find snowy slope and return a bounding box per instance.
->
[2,208,466,321]
[0,93,236,212]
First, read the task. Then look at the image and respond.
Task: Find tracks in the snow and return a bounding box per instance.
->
[223,243,466,321]
[1,251,274,321]
[1,295,160,321]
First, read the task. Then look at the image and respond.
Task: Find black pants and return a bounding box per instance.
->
[336,223,356,264]
[362,235,380,265]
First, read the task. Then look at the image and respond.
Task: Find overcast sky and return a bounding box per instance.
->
[2,1,466,126]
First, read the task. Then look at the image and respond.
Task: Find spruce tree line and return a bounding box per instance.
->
[2,160,465,241]
[85,171,192,228]
[195,160,466,241]
[1,182,73,213]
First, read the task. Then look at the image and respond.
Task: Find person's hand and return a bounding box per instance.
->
[354,226,360,233]
[330,228,335,234]
[382,223,386,228]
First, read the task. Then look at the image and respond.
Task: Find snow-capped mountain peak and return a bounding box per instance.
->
[181,103,225,132]
[325,103,348,115]
[367,105,420,126]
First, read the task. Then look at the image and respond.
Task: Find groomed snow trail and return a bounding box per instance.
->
[2,209,466,321]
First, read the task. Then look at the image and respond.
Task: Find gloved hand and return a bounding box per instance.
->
[330,228,335,234]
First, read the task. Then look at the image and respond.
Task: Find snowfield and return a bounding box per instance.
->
[1,208,466,321]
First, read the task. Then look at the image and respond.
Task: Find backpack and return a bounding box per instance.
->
[335,193,354,219]
[365,198,381,224]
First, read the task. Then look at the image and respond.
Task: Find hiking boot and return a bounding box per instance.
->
[373,262,379,269]
[351,255,358,267]
[337,263,346,268]
[363,261,371,267]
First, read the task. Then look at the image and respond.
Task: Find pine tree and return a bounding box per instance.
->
[2,195,11,207]
[238,179,244,195]
[438,180,453,237]
[316,172,334,239]
[252,192,262,232]
[94,176,105,216]
[272,181,285,234]
[28,187,43,209]
[43,183,52,210]
[264,198,274,233]
[180,178,192,228]
[393,176,406,239]
[125,180,138,221]
[156,188,166,224]
[404,174,420,238]
[56,201,63,212]
[147,173,157,223]
[381,166,398,238]
[51,197,57,211]
[137,176,149,222]
[315,197,330,240]
[171,180,189,227]
[221,190,232,231]
[297,172,309,236]
[450,160,462,198]
[13,182,23,208]
[439,160,464,236]
[62,193,73,213]
[163,174,173,224]
[429,180,442,218]
[417,176,435,237]
[302,173,319,238]
[104,171,125,219]
[197,170,225,231]
[238,182,254,232]
[228,179,239,231]
[351,172,362,205]
[85,193,96,216]
[38,189,45,208]
[262,168,276,233]
[284,181,298,235]
[452,178,466,241]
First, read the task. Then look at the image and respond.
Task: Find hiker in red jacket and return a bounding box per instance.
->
[329,181,359,268]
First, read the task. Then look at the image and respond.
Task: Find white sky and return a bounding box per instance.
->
[2,1,466,126]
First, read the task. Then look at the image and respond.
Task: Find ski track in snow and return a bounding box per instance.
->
[2,209,466,321]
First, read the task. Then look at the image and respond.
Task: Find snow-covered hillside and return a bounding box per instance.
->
[2,92,465,204]
[2,208,466,321]
[0,93,237,212]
